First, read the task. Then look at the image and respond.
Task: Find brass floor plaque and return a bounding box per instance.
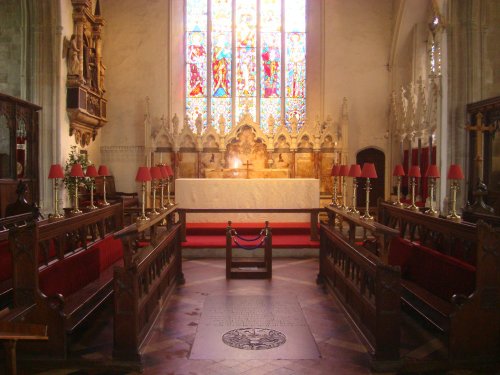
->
[190,295,320,359]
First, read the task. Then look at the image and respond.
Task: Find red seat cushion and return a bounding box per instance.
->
[0,240,12,282]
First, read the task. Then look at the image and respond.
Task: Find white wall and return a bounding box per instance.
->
[323,0,393,165]
[100,0,170,193]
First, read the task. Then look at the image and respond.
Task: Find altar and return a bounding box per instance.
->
[175,178,320,222]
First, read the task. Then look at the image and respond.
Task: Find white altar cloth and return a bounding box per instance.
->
[175,178,320,222]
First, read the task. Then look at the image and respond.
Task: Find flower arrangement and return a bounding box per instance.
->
[63,145,92,196]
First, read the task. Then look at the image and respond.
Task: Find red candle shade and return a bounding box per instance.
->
[425,165,440,178]
[98,165,110,176]
[392,164,405,177]
[136,166,152,182]
[150,166,162,180]
[339,165,350,177]
[48,164,64,179]
[160,165,168,179]
[85,165,98,178]
[70,163,84,178]
[348,164,362,178]
[165,165,174,177]
[408,165,421,178]
[361,163,377,178]
[331,165,341,176]
[447,164,464,179]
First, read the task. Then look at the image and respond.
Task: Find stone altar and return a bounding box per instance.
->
[175,178,320,222]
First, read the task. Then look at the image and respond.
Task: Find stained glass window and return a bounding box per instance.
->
[185,0,306,133]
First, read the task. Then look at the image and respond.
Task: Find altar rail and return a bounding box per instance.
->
[178,208,324,242]
[377,200,477,265]
[318,214,401,366]
[113,206,184,363]
[5,203,124,358]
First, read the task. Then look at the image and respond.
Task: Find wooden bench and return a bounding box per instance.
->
[388,237,475,332]
[113,206,183,363]
[5,203,124,359]
[379,201,500,362]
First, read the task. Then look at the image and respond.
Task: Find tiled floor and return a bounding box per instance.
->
[12,258,499,375]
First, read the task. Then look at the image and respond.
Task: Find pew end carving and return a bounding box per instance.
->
[113,205,183,363]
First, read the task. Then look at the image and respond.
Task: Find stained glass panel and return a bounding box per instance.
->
[261,0,281,32]
[285,0,305,32]
[236,1,256,49]
[285,32,306,98]
[211,0,232,31]
[261,32,281,98]
[211,98,232,132]
[236,97,256,122]
[236,48,256,97]
[186,32,207,97]
[186,0,207,31]
[185,0,306,133]
[260,98,281,133]
[285,98,305,130]
[212,32,231,97]
[186,97,207,132]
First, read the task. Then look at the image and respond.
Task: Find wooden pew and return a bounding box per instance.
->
[6,203,124,358]
[378,201,500,363]
[377,200,476,265]
[113,206,184,363]
[318,207,401,369]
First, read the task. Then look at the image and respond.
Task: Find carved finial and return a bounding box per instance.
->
[172,113,179,136]
[218,114,226,135]
[267,114,275,135]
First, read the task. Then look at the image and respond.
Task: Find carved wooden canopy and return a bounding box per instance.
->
[66,0,107,148]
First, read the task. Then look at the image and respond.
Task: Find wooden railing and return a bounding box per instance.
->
[377,200,477,264]
[177,207,324,241]
[325,206,399,262]
[318,208,401,366]
[113,206,184,362]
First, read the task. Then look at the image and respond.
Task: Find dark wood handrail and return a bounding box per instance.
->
[325,206,399,261]
[377,200,477,264]
[177,207,325,241]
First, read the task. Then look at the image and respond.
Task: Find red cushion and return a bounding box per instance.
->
[39,246,100,297]
[388,237,414,276]
[406,244,476,301]
[98,235,123,272]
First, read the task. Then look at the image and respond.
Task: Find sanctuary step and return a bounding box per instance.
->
[182,222,320,249]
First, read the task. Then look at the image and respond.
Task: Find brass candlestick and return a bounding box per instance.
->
[137,181,149,223]
[394,176,404,207]
[407,177,419,211]
[348,178,360,216]
[447,181,461,221]
[72,178,82,214]
[425,177,439,217]
[330,176,339,207]
[341,176,348,211]
[149,180,159,216]
[88,179,98,210]
[159,178,166,211]
[51,179,64,220]
[101,176,110,206]
[360,178,373,220]
[166,177,174,206]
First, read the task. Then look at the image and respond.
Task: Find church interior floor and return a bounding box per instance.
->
[12,258,498,375]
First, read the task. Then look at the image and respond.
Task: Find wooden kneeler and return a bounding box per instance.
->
[226,221,272,279]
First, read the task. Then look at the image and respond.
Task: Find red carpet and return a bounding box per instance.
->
[182,222,320,248]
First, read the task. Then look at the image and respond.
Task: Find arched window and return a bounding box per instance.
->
[185,0,306,134]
